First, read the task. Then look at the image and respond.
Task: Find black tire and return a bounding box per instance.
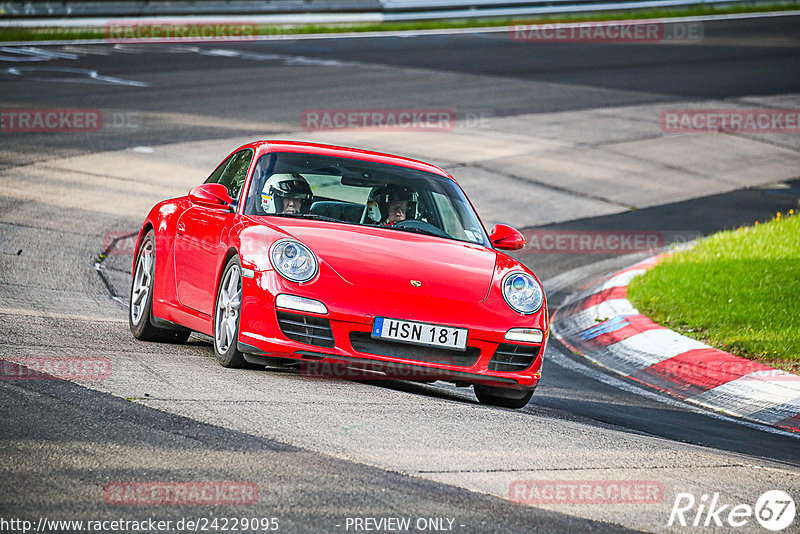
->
[129,230,191,343]
[474,384,535,409]
[213,254,248,368]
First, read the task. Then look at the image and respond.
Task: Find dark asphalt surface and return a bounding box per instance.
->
[1,14,799,532]
[527,177,800,280]
[258,18,800,101]
[1,16,799,165]
[0,376,630,533]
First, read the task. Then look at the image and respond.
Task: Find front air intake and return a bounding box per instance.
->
[488,343,540,372]
[276,311,335,348]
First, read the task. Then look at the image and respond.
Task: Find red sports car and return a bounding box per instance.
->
[129,140,547,408]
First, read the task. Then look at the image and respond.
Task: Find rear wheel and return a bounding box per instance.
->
[129,230,191,343]
[474,384,534,409]
[213,255,248,368]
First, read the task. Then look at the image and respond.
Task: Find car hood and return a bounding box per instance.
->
[281,221,497,302]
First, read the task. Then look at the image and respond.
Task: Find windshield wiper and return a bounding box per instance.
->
[269,213,339,223]
[387,225,446,238]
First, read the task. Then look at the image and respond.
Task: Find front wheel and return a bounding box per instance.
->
[129,230,190,343]
[474,384,534,409]
[213,255,247,368]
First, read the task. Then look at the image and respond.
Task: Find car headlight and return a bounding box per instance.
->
[502,271,544,314]
[269,239,318,283]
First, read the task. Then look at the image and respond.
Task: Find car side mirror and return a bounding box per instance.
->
[490,224,526,251]
[188,183,234,210]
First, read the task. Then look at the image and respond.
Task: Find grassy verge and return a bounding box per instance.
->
[2,1,799,42]
[627,210,800,374]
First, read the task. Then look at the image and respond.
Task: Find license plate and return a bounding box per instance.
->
[371,317,468,351]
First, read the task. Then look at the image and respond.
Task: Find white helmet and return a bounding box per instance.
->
[261,173,312,214]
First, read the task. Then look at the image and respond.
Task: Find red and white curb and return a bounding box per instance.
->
[550,255,800,434]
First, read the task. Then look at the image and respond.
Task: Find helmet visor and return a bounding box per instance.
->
[272,178,311,200]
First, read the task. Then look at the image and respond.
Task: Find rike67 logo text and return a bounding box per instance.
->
[668,490,795,531]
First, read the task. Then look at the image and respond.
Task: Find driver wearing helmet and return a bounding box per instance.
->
[261,173,312,215]
[365,185,416,226]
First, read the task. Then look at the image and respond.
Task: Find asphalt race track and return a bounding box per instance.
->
[1,14,799,533]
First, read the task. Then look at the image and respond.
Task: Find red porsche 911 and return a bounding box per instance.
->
[129,140,547,408]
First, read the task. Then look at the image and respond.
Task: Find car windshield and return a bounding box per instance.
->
[244,152,490,247]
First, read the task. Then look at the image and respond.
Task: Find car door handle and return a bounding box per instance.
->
[176,221,186,235]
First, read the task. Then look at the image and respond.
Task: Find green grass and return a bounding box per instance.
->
[627,210,800,373]
[2,1,799,42]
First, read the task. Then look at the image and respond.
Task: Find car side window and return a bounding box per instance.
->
[205,153,234,185]
[217,149,253,199]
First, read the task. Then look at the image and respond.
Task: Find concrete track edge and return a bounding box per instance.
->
[550,252,800,436]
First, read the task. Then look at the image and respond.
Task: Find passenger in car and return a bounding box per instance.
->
[365,185,417,226]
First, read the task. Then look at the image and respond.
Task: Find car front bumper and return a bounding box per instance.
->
[237,270,546,390]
